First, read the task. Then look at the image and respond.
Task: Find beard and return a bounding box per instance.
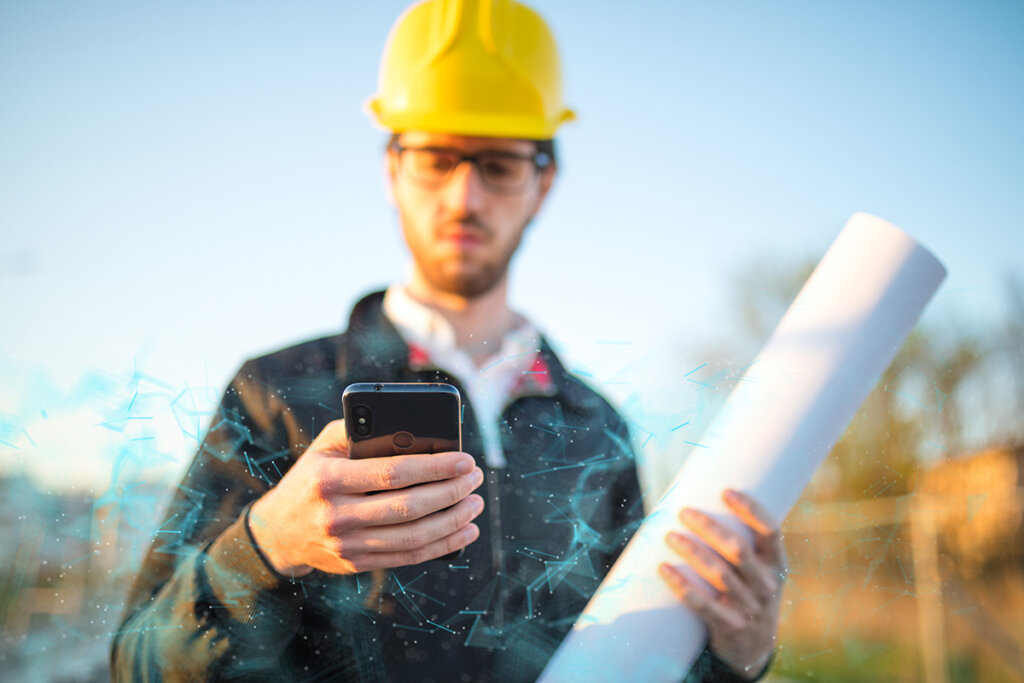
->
[404,214,528,299]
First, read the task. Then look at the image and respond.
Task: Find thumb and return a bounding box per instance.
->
[308,418,350,457]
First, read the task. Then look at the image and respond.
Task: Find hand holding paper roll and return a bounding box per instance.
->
[540,213,947,682]
[660,488,786,678]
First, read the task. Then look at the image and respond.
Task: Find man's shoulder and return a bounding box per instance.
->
[238,333,344,383]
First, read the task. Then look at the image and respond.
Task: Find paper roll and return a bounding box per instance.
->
[539,213,947,681]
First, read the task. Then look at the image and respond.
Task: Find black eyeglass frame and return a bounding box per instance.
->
[389,142,553,193]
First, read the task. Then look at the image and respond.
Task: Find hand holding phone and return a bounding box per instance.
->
[247,386,482,577]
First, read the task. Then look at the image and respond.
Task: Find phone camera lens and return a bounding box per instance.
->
[355,423,370,436]
[353,405,369,418]
[374,384,384,392]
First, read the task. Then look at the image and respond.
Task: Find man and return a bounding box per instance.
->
[112,0,785,680]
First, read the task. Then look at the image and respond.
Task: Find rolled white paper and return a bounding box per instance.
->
[540,213,947,682]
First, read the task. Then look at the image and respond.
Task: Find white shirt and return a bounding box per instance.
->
[382,285,544,468]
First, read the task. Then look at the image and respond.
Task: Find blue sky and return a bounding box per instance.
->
[1,0,1022,491]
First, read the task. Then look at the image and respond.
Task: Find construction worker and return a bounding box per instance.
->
[112,1,784,680]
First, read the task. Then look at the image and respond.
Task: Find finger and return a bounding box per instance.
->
[309,419,350,456]
[678,507,764,592]
[658,563,744,633]
[666,532,759,615]
[349,494,485,554]
[350,523,481,571]
[346,467,485,525]
[330,451,477,494]
[722,489,787,572]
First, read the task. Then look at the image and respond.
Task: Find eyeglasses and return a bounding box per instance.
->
[391,143,552,194]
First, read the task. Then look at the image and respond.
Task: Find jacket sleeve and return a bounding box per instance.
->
[603,417,773,683]
[110,360,305,681]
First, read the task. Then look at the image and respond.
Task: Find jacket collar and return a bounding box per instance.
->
[336,289,572,405]
[335,290,411,383]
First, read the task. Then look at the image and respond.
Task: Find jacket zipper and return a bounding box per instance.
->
[486,385,559,630]
[414,364,558,631]
[486,466,504,628]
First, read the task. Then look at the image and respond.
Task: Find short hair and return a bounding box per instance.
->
[386,133,558,167]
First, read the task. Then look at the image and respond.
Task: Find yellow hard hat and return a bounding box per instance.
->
[366,0,575,140]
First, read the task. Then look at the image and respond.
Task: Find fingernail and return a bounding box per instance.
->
[658,562,682,581]
[455,456,473,475]
[470,495,484,513]
[679,508,697,520]
[471,467,484,486]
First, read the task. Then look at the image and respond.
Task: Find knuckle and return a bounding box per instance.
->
[398,530,423,551]
[447,509,465,535]
[377,461,403,490]
[717,621,740,640]
[428,458,446,482]
[326,508,356,536]
[446,482,463,507]
[444,535,460,555]
[393,496,418,521]
[407,546,431,565]
[733,542,751,565]
[312,471,333,501]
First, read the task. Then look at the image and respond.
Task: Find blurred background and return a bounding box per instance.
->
[1,0,1022,680]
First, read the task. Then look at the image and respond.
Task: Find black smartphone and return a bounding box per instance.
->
[342,382,462,460]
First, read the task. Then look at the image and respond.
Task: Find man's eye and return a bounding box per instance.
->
[425,154,456,173]
[481,158,517,177]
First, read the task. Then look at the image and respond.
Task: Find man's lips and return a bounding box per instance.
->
[440,223,487,246]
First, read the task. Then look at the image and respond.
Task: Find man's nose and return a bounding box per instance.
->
[442,159,486,214]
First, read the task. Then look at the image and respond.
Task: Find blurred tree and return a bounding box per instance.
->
[705,255,997,502]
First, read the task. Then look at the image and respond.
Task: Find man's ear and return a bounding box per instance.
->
[530,164,557,218]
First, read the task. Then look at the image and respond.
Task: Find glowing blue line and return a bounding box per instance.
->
[684,362,708,377]
[521,462,584,478]
[427,620,456,634]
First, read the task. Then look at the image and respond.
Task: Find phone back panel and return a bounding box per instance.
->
[342,383,462,459]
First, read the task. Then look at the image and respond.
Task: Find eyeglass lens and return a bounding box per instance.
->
[402,149,535,191]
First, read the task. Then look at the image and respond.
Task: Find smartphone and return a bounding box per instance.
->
[342,382,462,460]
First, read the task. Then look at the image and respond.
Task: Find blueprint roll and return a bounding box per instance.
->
[539,213,947,682]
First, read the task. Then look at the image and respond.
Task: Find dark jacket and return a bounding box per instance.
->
[112,291,763,682]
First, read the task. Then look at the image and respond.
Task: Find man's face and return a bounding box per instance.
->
[387,132,555,299]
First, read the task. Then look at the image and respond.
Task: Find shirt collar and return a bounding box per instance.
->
[382,284,555,395]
